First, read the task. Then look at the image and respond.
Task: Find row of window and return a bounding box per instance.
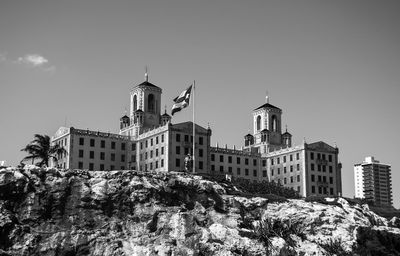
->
[312,186,334,195]
[211,154,258,166]
[79,137,135,151]
[310,164,334,173]
[270,153,301,165]
[309,152,333,162]
[140,159,165,171]
[175,134,204,145]
[311,174,334,184]
[275,175,301,185]
[176,146,204,157]
[211,165,257,177]
[78,162,125,171]
[78,150,131,162]
[140,135,165,150]
[271,164,301,176]
[140,147,165,161]
[175,159,204,170]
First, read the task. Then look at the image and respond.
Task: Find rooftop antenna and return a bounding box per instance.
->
[145,65,149,82]
[266,90,269,103]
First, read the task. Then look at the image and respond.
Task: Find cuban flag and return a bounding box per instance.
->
[171,85,192,116]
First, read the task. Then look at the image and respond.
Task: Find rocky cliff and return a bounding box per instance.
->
[0,166,399,256]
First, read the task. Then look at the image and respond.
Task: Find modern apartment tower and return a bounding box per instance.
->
[354,156,393,207]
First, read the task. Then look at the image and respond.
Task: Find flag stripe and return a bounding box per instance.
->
[171,85,192,115]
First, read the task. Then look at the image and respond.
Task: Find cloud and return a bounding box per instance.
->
[18,54,49,67]
[16,54,55,72]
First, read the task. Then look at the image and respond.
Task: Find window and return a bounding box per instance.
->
[101,140,105,148]
[297,175,300,182]
[120,142,125,150]
[131,155,136,163]
[90,139,95,147]
[211,154,215,161]
[322,154,326,160]
[311,163,315,171]
[290,166,293,172]
[90,151,94,159]
[156,137,159,144]
[296,153,300,160]
[100,152,105,160]
[161,147,164,155]
[150,163,153,170]
[199,137,203,145]
[284,178,287,184]
[78,162,83,169]
[184,135,189,142]
[155,161,158,169]
[297,186,300,193]
[176,159,180,167]
[322,166,326,172]
[132,143,136,151]
[290,177,293,183]
[310,152,314,160]
[220,155,224,162]
[283,156,286,163]
[145,140,148,148]
[121,154,125,162]
[156,149,159,157]
[111,153,115,161]
[228,156,232,163]
[318,187,322,194]
[318,165,321,172]
[133,94,137,110]
[245,158,249,165]
[161,159,164,167]
[237,168,241,175]
[79,138,84,145]
[150,139,153,146]
[211,165,215,171]
[311,175,315,182]
[237,157,241,164]
[253,159,257,166]
[199,161,203,170]
[329,177,333,184]
[290,155,293,161]
[145,152,148,159]
[329,155,332,162]
[111,141,116,149]
[79,150,84,158]
[176,146,181,155]
[253,170,257,177]
[330,188,334,195]
[277,168,280,175]
[263,170,267,177]
[148,94,155,112]
[278,179,281,185]
[297,164,300,171]
[317,153,321,159]
[256,115,261,131]
[271,159,274,165]
[219,166,224,173]
[161,134,164,143]
[89,163,94,171]
[262,160,266,167]
[176,134,181,142]
[277,158,280,164]
[318,175,322,182]
[245,169,249,176]
[100,164,104,171]
[329,166,333,173]
[284,167,287,173]
[199,149,204,158]
[150,151,153,158]
[271,169,274,176]
[140,142,143,150]
[184,147,189,155]
[312,186,315,193]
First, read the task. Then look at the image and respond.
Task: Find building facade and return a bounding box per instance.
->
[51,74,342,197]
[354,156,392,207]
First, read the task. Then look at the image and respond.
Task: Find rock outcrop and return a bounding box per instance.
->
[0,166,399,256]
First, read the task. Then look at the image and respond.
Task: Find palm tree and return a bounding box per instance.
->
[21,134,67,167]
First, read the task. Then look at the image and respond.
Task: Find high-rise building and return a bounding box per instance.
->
[354,156,392,207]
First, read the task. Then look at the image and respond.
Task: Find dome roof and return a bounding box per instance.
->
[282,131,292,136]
[134,109,144,113]
[120,115,129,120]
[137,81,161,89]
[162,112,171,117]
[244,133,253,138]
[260,129,269,133]
[254,103,281,111]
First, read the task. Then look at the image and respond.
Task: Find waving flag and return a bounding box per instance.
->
[171,85,192,116]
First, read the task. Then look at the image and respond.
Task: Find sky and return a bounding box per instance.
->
[1,0,399,208]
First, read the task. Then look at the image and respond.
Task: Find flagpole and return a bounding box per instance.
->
[192,80,196,174]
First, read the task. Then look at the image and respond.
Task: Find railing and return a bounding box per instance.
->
[72,128,130,140]
[210,147,261,157]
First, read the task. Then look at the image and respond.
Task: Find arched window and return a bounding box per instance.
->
[133,95,137,111]
[148,94,155,113]
[256,115,261,131]
[272,115,278,132]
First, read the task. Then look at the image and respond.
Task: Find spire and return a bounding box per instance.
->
[164,105,167,114]
[285,124,288,133]
[145,66,149,82]
[266,90,269,103]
